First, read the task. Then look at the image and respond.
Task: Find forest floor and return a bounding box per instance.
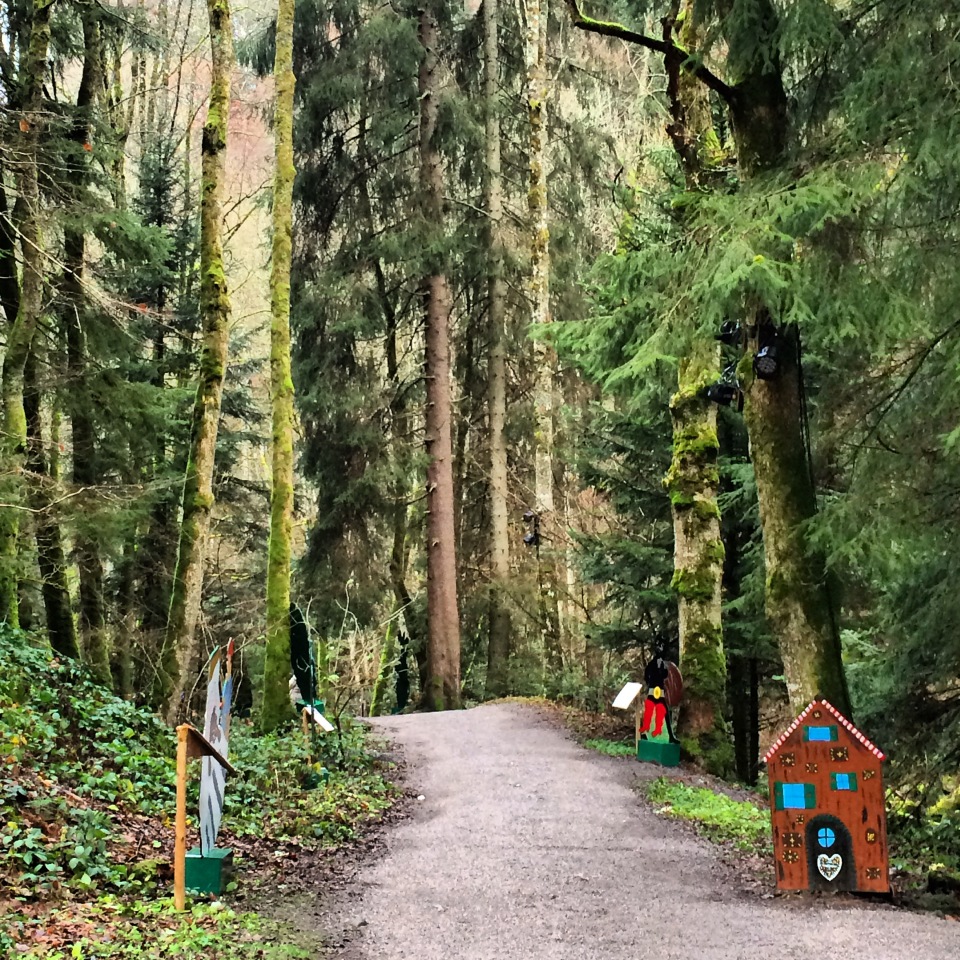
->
[285,701,960,960]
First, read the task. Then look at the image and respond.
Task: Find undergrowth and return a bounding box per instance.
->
[2,898,312,959]
[645,777,772,855]
[583,738,636,758]
[0,626,397,954]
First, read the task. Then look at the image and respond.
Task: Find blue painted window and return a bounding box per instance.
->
[774,782,816,810]
[804,725,838,742]
[817,827,836,848]
[831,772,858,792]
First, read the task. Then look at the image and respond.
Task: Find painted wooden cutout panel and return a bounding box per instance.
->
[764,698,889,893]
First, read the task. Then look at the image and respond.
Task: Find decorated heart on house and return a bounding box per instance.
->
[817,854,842,881]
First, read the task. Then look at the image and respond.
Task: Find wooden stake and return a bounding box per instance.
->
[174,724,189,911]
[172,723,235,912]
[302,707,311,765]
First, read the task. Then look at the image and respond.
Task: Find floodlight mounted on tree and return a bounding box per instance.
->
[753,326,781,381]
[715,320,741,346]
[704,362,744,411]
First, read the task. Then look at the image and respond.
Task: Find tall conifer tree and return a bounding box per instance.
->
[262,0,298,732]
[420,3,461,711]
[160,0,236,722]
[484,0,512,698]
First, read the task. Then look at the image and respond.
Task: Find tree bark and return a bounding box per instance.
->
[159,0,234,723]
[484,0,512,699]
[24,351,79,659]
[723,0,851,716]
[419,6,461,711]
[741,322,849,713]
[524,0,562,680]
[662,5,729,772]
[261,0,298,733]
[66,2,112,687]
[0,0,54,627]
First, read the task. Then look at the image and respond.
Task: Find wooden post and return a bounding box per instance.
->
[172,723,236,912]
[174,724,189,911]
[302,707,311,765]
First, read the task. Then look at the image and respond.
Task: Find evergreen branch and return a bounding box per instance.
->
[562,0,735,103]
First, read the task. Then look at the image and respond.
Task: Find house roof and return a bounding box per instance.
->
[762,698,885,764]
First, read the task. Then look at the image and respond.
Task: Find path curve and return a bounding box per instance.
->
[325,703,960,959]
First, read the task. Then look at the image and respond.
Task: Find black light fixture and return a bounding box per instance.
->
[715,321,741,346]
[704,362,744,411]
[753,344,778,380]
[706,381,740,406]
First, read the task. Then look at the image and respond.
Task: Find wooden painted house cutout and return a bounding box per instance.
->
[764,698,888,894]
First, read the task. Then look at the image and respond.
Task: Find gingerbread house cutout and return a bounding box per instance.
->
[764,698,888,893]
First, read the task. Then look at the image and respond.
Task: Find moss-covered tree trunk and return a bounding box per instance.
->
[24,351,79,660]
[740,322,849,713]
[420,6,461,711]
[0,149,76,658]
[662,6,729,772]
[724,1,851,717]
[484,0,512,698]
[0,0,54,626]
[260,0,298,733]
[666,347,729,767]
[66,2,112,687]
[524,0,562,679]
[160,0,235,723]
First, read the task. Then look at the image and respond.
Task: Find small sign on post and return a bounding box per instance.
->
[174,724,236,911]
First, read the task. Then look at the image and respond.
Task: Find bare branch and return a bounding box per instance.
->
[562,0,736,103]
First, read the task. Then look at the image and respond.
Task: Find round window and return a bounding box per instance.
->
[817,827,836,848]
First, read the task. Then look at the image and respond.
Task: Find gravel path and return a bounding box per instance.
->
[322,703,960,960]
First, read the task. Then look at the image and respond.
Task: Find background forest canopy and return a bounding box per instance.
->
[0,0,959,823]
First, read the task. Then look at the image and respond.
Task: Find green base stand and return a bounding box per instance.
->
[185,847,233,895]
[638,739,680,767]
[296,698,325,714]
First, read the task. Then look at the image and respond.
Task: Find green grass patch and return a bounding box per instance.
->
[584,738,636,758]
[645,776,771,853]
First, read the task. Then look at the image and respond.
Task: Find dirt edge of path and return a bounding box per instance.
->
[244,727,417,956]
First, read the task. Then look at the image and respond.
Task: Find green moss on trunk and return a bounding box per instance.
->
[159,0,235,723]
[260,0,298,733]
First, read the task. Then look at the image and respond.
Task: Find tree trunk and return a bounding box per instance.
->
[662,6,729,772]
[741,322,849,713]
[484,0,512,699]
[66,2,112,687]
[261,0,298,733]
[524,0,562,680]
[419,7,461,711]
[24,352,80,659]
[0,0,54,626]
[666,346,729,769]
[724,1,851,716]
[159,0,235,723]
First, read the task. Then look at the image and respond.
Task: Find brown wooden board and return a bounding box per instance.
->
[764,699,888,894]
